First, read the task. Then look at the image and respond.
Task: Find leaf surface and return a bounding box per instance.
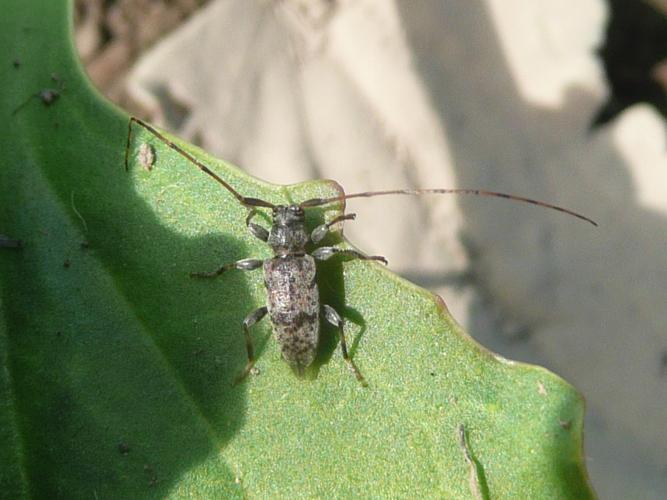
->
[0,1,594,498]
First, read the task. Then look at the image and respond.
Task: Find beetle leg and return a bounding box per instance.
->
[323,304,368,387]
[312,246,387,265]
[246,209,269,242]
[190,258,263,278]
[310,213,356,244]
[234,306,268,385]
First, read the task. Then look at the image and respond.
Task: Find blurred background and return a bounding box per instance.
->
[74,1,667,497]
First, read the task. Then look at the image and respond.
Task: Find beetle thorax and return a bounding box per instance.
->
[268,205,309,255]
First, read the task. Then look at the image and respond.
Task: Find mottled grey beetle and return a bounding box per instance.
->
[125,117,596,386]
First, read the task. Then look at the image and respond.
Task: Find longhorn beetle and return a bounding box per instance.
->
[125,117,597,386]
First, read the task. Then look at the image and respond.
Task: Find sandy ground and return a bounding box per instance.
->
[78,1,667,497]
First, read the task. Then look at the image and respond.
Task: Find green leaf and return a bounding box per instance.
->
[0,1,595,498]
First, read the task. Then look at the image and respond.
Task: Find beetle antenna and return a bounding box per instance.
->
[300,188,597,226]
[125,117,275,209]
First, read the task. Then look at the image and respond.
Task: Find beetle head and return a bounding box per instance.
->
[271,205,305,226]
[268,205,309,253]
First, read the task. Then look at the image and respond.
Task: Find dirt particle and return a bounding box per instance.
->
[537,381,547,396]
[138,143,156,171]
[143,464,157,487]
[0,235,23,249]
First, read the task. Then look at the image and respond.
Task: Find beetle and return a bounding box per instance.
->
[125,117,596,386]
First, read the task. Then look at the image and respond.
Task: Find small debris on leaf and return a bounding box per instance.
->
[138,143,156,171]
[0,235,23,249]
